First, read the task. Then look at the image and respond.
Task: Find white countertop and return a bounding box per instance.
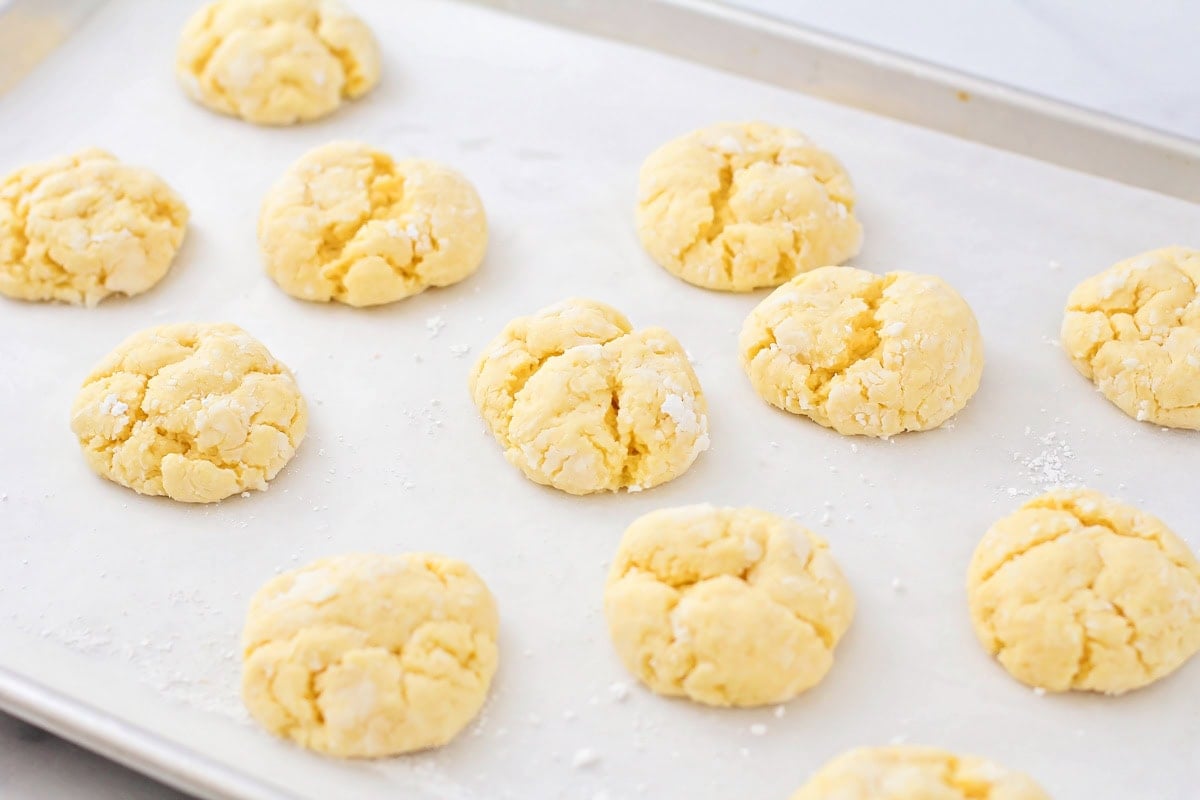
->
[2,1,1196,798]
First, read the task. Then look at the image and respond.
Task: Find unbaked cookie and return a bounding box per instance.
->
[469,299,709,495]
[176,0,381,125]
[0,149,188,306]
[70,323,307,503]
[1061,247,1200,428]
[259,141,487,307]
[739,265,984,437]
[635,121,862,291]
[604,505,853,706]
[242,552,498,757]
[791,746,1051,800]
[968,489,1200,694]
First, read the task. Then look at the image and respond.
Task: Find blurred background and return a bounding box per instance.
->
[739,0,1198,137]
[0,0,1196,797]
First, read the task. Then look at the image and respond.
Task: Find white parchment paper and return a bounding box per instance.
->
[1,1,1198,798]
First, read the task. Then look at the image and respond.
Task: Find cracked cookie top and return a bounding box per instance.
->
[1060,247,1200,429]
[635,121,862,291]
[176,0,381,125]
[604,505,853,706]
[241,552,499,757]
[968,489,1200,694]
[791,746,1051,800]
[468,298,709,495]
[259,141,487,307]
[70,323,307,503]
[0,148,189,306]
[739,265,984,437]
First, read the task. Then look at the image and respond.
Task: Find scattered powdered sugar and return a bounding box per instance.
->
[715,135,743,153]
[99,393,128,417]
[449,344,471,358]
[276,567,338,606]
[659,380,710,456]
[403,399,446,436]
[572,747,600,769]
[669,607,691,643]
[1129,253,1158,271]
[31,591,246,721]
[569,343,605,360]
[749,723,767,736]
[426,315,446,338]
[660,392,699,431]
[222,50,265,90]
[1004,427,1081,497]
[322,677,378,728]
[97,392,130,429]
[1097,270,1127,300]
[742,535,763,562]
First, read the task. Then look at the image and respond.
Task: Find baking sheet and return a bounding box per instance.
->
[475,0,1200,203]
[1,1,1198,798]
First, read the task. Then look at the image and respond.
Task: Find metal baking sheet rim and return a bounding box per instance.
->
[0,666,288,800]
[2,0,1198,191]
[472,0,1200,203]
[0,2,1197,799]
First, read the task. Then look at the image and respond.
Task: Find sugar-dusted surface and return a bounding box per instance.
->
[0,1,1198,798]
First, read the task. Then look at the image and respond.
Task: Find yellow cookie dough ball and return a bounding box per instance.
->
[176,0,381,125]
[791,746,1051,800]
[70,323,307,503]
[469,299,709,495]
[739,265,983,437]
[259,141,487,307]
[0,148,188,306]
[968,489,1200,694]
[1061,247,1200,429]
[604,505,853,706]
[635,121,862,291]
[242,553,499,757]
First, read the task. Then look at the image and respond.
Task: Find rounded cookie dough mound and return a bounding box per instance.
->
[176,0,381,125]
[968,489,1200,694]
[260,141,487,307]
[604,505,853,706]
[1061,247,1200,428]
[70,323,307,503]
[0,148,188,306]
[791,746,1051,800]
[635,121,862,291]
[242,553,499,757]
[469,299,709,495]
[739,265,983,437]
